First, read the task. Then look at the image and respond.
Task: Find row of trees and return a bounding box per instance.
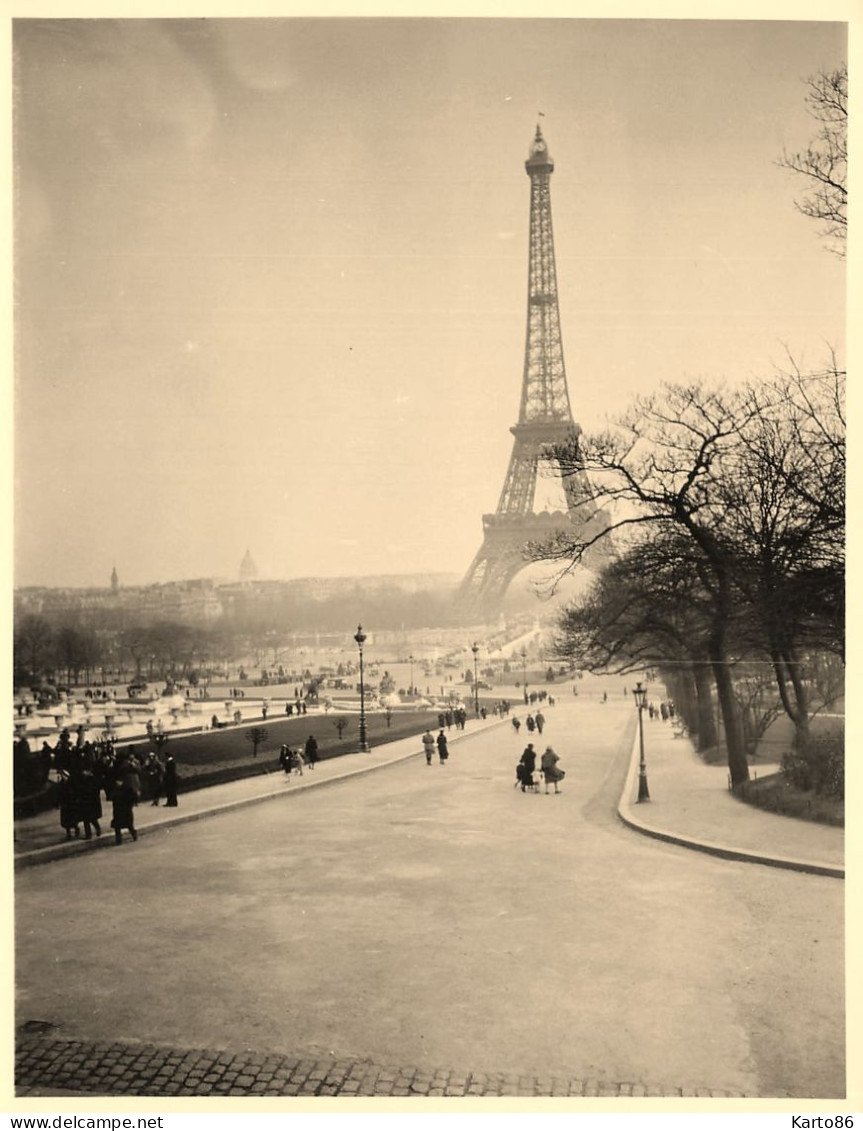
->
[542,362,844,790]
[13,618,242,692]
[545,63,846,794]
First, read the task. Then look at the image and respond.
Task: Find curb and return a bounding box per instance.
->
[616,725,844,880]
[14,718,508,871]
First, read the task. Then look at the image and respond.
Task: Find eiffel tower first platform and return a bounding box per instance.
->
[459,125,607,616]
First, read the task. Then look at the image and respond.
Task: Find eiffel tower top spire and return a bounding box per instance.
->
[518,123,575,429]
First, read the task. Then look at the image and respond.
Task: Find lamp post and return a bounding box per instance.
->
[471,642,480,716]
[633,681,650,802]
[409,654,414,699]
[354,625,369,752]
[521,647,528,704]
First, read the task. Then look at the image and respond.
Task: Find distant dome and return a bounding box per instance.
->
[239,549,258,582]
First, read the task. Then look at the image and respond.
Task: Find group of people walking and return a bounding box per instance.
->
[509,710,546,736]
[53,740,178,845]
[422,729,450,764]
[279,735,319,776]
[515,742,565,794]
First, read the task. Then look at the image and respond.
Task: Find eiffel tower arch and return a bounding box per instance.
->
[459,126,608,616]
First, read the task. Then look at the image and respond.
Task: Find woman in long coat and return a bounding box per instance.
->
[540,746,565,795]
[436,730,449,764]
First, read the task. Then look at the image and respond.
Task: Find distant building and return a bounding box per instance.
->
[110,565,119,593]
[239,549,258,583]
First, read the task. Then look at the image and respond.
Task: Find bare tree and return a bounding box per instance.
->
[14,614,54,684]
[778,64,847,256]
[245,727,269,759]
[555,533,721,750]
[540,381,759,786]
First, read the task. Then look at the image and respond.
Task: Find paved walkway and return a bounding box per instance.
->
[618,720,843,878]
[15,710,844,877]
[13,716,506,867]
[13,1035,750,1099]
[13,703,844,1101]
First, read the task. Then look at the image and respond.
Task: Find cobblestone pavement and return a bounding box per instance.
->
[15,1034,764,1098]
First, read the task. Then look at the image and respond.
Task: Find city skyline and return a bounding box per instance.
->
[15,18,846,590]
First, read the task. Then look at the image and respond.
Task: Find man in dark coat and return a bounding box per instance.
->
[57,772,81,840]
[304,735,318,769]
[110,756,141,844]
[163,755,179,807]
[76,767,102,839]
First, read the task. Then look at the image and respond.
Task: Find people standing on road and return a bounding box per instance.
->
[110,755,141,844]
[305,735,318,769]
[163,755,179,807]
[534,710,545,735]
[422,730,435,765]
[540,746,565,795]
[437,730,449,764]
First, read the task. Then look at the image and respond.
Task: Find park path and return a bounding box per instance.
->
[14,694,844,1099]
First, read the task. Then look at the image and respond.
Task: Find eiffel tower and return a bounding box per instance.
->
[459,125,605,615]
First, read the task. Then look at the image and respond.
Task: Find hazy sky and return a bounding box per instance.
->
[14,17,846,589]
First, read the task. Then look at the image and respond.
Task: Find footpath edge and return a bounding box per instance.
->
[616,726,844,880]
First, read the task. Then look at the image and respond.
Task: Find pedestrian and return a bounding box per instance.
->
[511,716,521,734]
[437,729,449,764]
[525,714,536,733]
[291,748,305,775]
[279,745,291,775]
[535,710,545,735]
[304,734,318,769]
[540,746,565,795]
[110,755,141,844]
[660,701,669,722]
[422,730,435,765]
[57,771,81,840]
[520,743,537,777]
[163,755,179,807]
[77,766,103,839]
[144,751,164,805]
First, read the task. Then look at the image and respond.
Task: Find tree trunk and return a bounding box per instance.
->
[693,661,717,751]
[784,647,811,749]
[709,636,748,787]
